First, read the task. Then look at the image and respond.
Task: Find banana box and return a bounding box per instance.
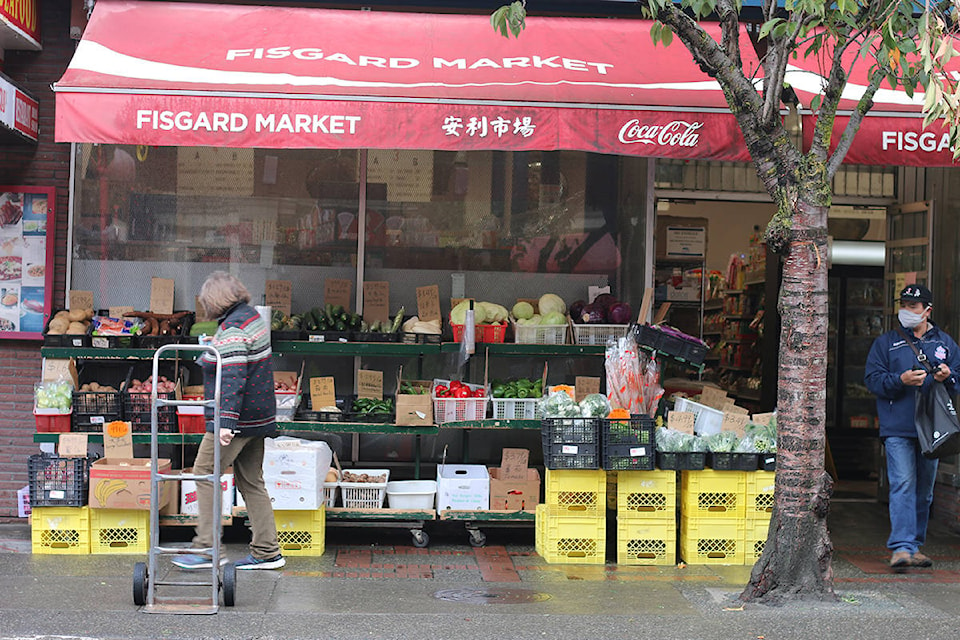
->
[88,458,175,511]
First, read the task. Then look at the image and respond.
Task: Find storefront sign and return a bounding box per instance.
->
[367,150,434,202]
[0,75,39,142]
[0,0,40,49]
[0,186,54,340]
[665,226,706,258]
[176,147,254,196]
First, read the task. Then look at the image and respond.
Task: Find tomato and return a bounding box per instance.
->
[454,386,471,398]
[473,388,486,397]
[435,385,449,397]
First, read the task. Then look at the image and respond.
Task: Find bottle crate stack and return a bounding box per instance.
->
[615,470,677,565]
[537,469,607,564]
[679,469,776,565]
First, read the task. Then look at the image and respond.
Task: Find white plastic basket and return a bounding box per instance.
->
[571,324,629,346]
[490,397,540,420]
[323,482,338,508]
[386,480,437,510]
[339,469,390,509]
[512,321,568,345]
[673,397,723,435]
[431,379,489,424]
[275,392,300,422]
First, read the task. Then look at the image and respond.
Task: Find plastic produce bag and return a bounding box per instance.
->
[34,380,72,412]
[703,431,740,453]
[605,332,663,417]
[538,390,582,418]
[655,427,706,452]
[579,393,611,418]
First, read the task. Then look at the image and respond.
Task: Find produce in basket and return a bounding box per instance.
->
[655,427,706,452]
[341,471,387,483]
[579,393,612,418]
[35,380,72,411]
[350,397,394,415]
[538,390,581,418]
[491,378,543,398]
[401,315,442,335]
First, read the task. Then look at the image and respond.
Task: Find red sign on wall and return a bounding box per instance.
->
[0,0,40,48]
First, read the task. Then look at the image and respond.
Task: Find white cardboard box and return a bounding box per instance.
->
[17,485,30,518]
[436,464,489,510]
[180,468,234,516]
[262,436,332,510]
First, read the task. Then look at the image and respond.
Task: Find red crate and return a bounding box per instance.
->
[451,323,507,343]
[35,411,72,433]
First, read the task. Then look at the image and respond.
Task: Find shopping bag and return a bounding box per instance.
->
[914,382,960,460]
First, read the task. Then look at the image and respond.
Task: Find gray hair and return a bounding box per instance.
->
[198,271,250,320]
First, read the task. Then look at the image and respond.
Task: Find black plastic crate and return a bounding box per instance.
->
[541,417,601,469]
[345,395,395,423]
[708,452,760,471]
[633,324,664,349]
[271,329,304,341]
[71,390,122,432]
[296,394,347,422]
[123,390,177,433]
[353,331,400,343]
[656,451,706,471]
[136,334,180,349]
[305,331,353,343]
[90,334,136,349]
[759,453,777,471]
[28,454,91,507]
[679,340,708,366]
[601,416,656,471]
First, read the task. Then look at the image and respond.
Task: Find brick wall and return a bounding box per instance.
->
[0,1,73,520]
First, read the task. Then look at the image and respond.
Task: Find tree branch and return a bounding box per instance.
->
[825,72,884,177]
[715,0,742,66]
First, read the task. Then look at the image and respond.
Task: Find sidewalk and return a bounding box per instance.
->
[0,499,958,640]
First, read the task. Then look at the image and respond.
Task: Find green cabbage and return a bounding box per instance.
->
[538,293,566,316]
[512,301,534,320]
[450,300,470,325]
[539,390,582,418]
[579,393,611,418]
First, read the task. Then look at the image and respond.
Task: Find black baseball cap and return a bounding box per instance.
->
[900,284,933,306]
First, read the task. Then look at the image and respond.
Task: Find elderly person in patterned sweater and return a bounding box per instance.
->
[173,271,284,570]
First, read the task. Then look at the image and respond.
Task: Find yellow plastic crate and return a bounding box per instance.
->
[31,506,90,555]
[274,507,325,556]
[679,516,746,565]
[545,468,606,517]
[90,508,149,554]
[617,518,677,565]
[538,509,606,564]
[617,470,677,520]
[680,470,746,519]
[745,516,772,565]
[746,471,776,518]
[535,503,548,556]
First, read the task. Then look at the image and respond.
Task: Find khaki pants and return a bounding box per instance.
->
[192,432,279,559]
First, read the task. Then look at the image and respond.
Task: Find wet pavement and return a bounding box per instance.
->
[1,497,959,640]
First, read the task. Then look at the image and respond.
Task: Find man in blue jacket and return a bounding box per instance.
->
[865,284,960,570]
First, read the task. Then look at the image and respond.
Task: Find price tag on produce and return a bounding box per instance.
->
[668,411,695,435]
[310,377,336,411]
[700,386,728,410]
[574,377,601,402]
[416,285,441,322]
[324,279,352,311]
[104,421,134,459]
[265,280,292,316]
[108,306,134,320]
[721,411,749,437]
[69,290,94,311]
[58,433,88,458]
[357,370,384,400]
[723,402,750,415]
[150,278,175,315]
[363,281,390,326]
[752,412,776,427]
[500,448,529,480]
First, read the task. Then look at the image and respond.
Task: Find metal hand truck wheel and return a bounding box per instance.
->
[133,343,235,613]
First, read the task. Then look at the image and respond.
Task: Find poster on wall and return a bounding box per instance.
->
[0,186,55,340]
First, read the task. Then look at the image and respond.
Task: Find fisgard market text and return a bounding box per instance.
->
[136,110,361,134]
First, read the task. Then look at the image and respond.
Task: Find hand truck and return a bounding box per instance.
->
[133,343,236,613]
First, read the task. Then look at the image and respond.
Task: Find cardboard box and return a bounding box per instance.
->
[436,464,489,510]
[180,467,235,516]
[88,458,175,510]
[488,468,540,511]
[395,380,433,426]
[263,436,332,510]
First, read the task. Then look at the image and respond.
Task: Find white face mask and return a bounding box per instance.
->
[899,308,927,329]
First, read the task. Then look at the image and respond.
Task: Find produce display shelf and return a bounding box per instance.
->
[439,419,541,430]
[439,509,536,521]
[159,514,233,527]
[40,347,200,360]
[271,341,439,357]
[232,507,435,521]
[34,432,205,444]
[278,421,440,436]
[476,344,606,357]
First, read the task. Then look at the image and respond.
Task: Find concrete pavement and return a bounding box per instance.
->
[0,498,958,640]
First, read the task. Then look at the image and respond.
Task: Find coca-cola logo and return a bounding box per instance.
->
[618,119,703,147]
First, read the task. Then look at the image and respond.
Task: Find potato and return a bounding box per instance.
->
[54,310,70,322]
[47,317,69,334]
[68,308,93,322]
[67,321,88,334]
[89,382,100,391]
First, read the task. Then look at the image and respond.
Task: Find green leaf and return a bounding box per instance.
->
[810,95,822,112]
[661,26,673,47]
[759,18,782,41]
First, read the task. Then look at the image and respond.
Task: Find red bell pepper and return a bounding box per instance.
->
[473,388,486,397]
[435,385,449,397]
[454,386,471,398]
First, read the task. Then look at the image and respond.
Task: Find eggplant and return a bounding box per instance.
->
[581,303,606,324]
[608,301,633,325]
[568,299,587,322]
[593,293,616,310]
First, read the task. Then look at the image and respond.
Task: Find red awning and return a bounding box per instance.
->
[787,37,960,166]
[54,0,761,161]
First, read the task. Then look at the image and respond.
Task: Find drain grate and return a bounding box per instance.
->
[433,588,551,604]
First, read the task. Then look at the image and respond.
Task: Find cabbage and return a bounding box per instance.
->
[538,293,566,316]
[579,393,611,418]
[451,299,470,325]
[542,311,566,325]
[487,303,509,323]
[512,301,534,320]
[539,390,581,418]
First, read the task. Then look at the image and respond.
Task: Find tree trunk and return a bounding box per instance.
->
[740,186,837,605]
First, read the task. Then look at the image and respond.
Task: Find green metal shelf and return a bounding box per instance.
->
[439,419,540,430]
[478,343,605,357]
[272,341,440,356]
[33,432,204,444]
[439,509,536,521]
[278,421,439,435]
[40,347,200,360]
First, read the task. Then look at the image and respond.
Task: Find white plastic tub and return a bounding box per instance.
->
[386,480,437,510]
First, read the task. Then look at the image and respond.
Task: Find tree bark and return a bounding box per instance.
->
[740,183,837,604]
